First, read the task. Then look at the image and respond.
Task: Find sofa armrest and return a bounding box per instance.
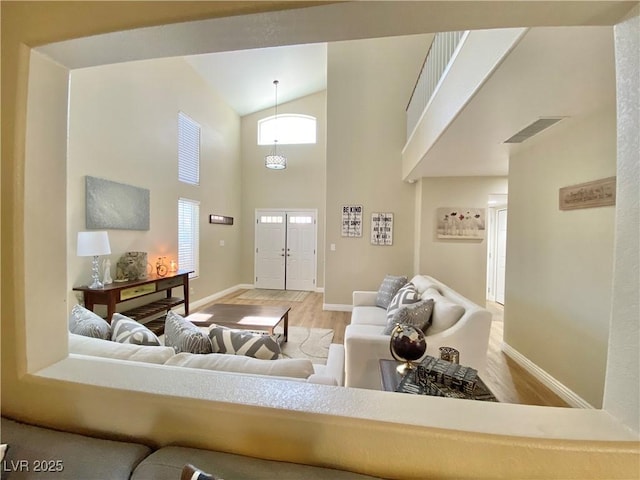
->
[353,291,378,307]
[344,325,402,390]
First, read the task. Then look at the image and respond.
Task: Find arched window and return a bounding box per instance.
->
[257,114,317,145]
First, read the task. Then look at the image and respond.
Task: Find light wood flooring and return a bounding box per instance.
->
[200,290,569,407]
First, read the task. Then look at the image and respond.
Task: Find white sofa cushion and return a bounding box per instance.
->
[165,352,314,379]
[69,333,175,364]
[421,288,465,334]
[350,306,387,326]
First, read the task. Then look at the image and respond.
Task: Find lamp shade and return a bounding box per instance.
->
[77,231,111,257]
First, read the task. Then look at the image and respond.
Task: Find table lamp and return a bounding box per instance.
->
[77,231,111,289]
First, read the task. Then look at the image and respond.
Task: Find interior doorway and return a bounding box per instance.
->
[486,194,508,305]
[254,209,317,291]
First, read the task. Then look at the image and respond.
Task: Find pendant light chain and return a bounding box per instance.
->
[265,79,287,170]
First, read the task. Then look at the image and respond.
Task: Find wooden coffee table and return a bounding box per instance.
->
[187,304,290,344]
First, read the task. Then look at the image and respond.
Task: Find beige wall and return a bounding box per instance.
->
[240,91,327,287]
[324,35,429,306]
[417,176,508,305]
[505,105,617,408]
[67,57,243,307]
[3,3,640,479]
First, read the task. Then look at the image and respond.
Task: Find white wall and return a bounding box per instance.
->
[240,91,327,288]
[505,105,617,408]
[604,7,640,434]
[417,176,508,305]
[67,57,243,307]
[325,35,430,305]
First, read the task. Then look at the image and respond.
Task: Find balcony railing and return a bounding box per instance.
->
[406,31,467,141]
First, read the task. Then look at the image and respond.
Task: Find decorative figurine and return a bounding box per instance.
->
[102,259,113,285]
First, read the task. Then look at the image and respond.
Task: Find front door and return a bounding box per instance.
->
[254,212,286,289]
[285,213,317,291]
[254,210,317,291]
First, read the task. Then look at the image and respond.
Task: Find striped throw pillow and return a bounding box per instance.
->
[208,326,281,360]
[164,311,212,354]
[386,283,421,321]
[111,313,161,346]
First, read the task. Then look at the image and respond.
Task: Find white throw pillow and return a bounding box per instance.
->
[421,288,465,334]
[165,352,314,379]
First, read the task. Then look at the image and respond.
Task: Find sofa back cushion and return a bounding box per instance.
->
[69,333,175,364]
[165,352,314,379]
[375,275,407,308]
[421,288,465,334]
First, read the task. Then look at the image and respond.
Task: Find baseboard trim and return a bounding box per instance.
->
[323,303,352,312]
[189,284,249,311]
[502,342,594,409]
[315,287,325,293]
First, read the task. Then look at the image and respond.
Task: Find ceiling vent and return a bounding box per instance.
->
[504,117,565,144]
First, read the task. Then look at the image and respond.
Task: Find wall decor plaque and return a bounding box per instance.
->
[371,212,393,245]
[86,176,150,230]
[559,177,616,210]
[341,205,363,237]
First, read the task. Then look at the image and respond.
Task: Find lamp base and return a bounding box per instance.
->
[89,255,104,289]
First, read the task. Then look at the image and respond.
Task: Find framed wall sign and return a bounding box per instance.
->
[371,212,393,245]
[209,214,234,225]
[341,205,363,237]
[559,177,616,210]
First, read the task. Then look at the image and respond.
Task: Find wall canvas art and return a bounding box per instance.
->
[437,207,486,239]
[86,176,150,230]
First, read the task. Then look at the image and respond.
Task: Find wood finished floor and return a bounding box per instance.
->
[200,290,569,407]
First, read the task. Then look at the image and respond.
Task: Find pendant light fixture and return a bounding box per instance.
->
[265,80,287,170]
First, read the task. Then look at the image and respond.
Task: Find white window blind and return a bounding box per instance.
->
[178,198,200,278]
[178,112,200,185]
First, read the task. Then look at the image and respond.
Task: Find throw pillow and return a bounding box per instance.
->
[181,463,224,480]
[208,326,281,360]
[383,299,434,335]
[375,275,408,309]
[421,288,465,334]
[111,313,161,346]
[68,304,111,340]
[386,282,421,322]
[164,311,212,354]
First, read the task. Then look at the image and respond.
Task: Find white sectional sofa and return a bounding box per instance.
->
[344,275,492,390]
[69,333,345,386]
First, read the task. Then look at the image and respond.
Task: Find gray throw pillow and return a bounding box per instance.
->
[383,298,434,335]
[386,282,421,322]
[164,310,212,354]
[111,313,161,346]
[209,326,281,360]
[375,275,408,309]
[68,304,111,340]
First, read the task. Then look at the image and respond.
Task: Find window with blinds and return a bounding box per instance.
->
[178,198,199,278]
[178,112,200,185]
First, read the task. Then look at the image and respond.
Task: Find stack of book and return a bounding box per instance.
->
[415,355,479,395]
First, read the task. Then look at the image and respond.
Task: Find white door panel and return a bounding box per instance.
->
[495,209,507,305]
[286,214,316,291]
[255,212,285,289]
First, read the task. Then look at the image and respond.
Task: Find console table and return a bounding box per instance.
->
[73,270,193,330]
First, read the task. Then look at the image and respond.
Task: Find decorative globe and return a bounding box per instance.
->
[389,324,427,374]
